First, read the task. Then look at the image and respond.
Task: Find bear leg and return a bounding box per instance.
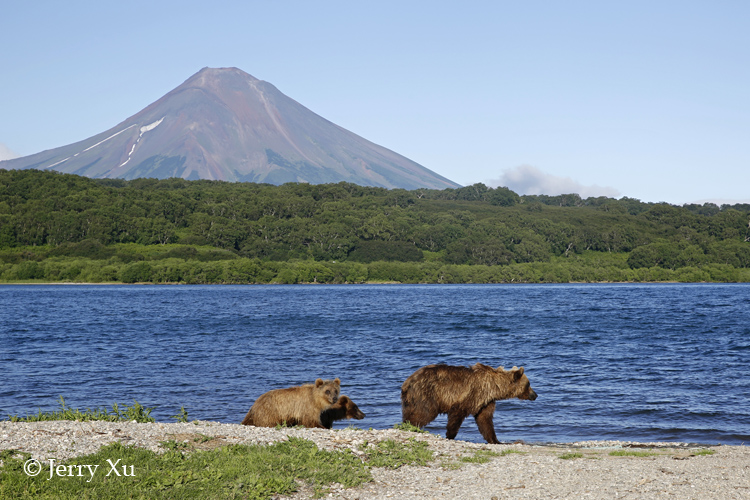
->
[474,402,500,444]
[445,411,466,440]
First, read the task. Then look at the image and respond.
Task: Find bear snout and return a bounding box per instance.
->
[527,389,538,401]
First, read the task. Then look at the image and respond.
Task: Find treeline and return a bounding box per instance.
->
[1,168,749,283]
[3,243,748,284]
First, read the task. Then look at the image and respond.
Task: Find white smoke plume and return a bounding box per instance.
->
[0,143,19,161]
[488,165,620,198]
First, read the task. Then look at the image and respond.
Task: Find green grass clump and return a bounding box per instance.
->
[440,460,463,470]
[273,421,304,430]
[0,438,372,500]
[609,450,660,457]
[7,396,156,423]
[498,449,525,456]
[558,452,584,460]
[692,449,716,456]
[158,433,216,452]
[392,422,429,433]
[158,439,192,451]
[170,406,189,423]
[360,439,433,469]
[460,449,501,464]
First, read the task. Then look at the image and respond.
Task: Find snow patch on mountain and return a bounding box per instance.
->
[43,124,138,170]
[140,117,164,134]
[83,125,137,153]
[119,117,165,167]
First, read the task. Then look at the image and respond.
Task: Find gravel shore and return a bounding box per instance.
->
[1,420,748,499]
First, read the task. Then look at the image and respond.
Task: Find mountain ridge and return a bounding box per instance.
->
[1,67,460,190]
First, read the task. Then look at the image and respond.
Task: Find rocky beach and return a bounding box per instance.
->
[1,420,747,499]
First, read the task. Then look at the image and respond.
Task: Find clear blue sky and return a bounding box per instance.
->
[2,1,748,205]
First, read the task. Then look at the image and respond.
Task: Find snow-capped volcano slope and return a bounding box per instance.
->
[1,67,459,190]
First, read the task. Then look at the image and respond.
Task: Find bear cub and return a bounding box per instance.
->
[242,378,340,428]
[320,395,366,429]
[401,363,537,444]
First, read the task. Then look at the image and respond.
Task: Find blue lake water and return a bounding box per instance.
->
[1,283,749,445]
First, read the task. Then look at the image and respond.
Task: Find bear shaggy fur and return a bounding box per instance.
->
[319,395,366,429]
[401,363,537,444]
[241,378,340,428]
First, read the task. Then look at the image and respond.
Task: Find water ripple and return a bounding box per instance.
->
[1,283,749,444]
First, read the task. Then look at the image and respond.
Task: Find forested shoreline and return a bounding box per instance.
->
[1,169,749,284]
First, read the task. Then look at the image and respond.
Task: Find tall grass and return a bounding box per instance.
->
[6,396,156,423]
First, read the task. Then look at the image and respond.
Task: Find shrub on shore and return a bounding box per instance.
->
[3,249,750,284]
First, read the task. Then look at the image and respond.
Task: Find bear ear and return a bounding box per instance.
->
[315,378,324,387]
[511,367,525,380]
[334,378,341,386]
[496,365,505,372]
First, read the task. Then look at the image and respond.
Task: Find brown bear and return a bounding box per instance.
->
[241,378,340,428]
[401,363,537,444]
[319,395,366,429]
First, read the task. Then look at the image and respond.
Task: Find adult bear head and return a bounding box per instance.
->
[504,366,538,401]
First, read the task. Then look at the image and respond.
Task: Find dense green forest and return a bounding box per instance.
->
[1,168,749,284]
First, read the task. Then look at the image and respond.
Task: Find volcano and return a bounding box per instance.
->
[1,67,459,189]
